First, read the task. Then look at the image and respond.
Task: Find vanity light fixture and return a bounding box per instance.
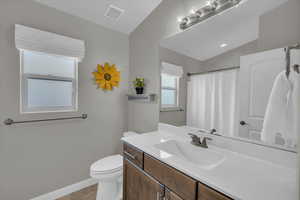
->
[179,0,242,30]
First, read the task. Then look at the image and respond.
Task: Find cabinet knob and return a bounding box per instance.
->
[240,121,248,126]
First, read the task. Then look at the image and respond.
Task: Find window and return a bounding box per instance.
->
[15,24,84,113]
[160,62,183,109]
[20,50,78,113]
[161,73,179,108]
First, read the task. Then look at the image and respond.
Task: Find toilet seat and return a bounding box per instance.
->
[90,154,123,175]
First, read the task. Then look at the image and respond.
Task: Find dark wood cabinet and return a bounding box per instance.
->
[123,159,164,200]
[165,189,184,200]
[123,143,232,200]
[123,143,144,168]
[198,183,232,200]
[144,154,197,200]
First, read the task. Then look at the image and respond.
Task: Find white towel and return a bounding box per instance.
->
[261,71,292,145]
[262,70,300,147]
[289,49,300,147]
[287,71,300,147]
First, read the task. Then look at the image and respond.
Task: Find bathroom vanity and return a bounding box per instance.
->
[123,142,231,200]
[121,125,297,200]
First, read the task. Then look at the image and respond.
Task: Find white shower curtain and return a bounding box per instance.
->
[187,69,238,137]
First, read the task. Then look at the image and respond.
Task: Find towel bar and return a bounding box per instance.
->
[4,114,88,125]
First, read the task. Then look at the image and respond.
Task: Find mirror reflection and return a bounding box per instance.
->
[159,0,300,151]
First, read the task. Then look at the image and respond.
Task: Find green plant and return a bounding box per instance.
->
[133,77,145,88]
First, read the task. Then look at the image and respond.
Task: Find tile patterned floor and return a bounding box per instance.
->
[56,184,97,200]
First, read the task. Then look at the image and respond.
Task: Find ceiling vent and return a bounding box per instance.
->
[104,5,124,21]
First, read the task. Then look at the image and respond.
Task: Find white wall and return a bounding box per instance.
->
[0,1,129,199]
[128,0,186,133]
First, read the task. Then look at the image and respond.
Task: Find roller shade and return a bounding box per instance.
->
[15,24,85,61]
[161,62,183,77]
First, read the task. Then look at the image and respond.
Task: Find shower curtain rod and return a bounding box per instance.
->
[187,66,240,76]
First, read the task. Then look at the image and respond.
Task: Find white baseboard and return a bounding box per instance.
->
[30,178,98,200]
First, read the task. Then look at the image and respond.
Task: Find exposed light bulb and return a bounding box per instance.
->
[220,43,228,48]
[235,3,241,8]
[190,9,196,14]
[177,17,183,22]
[179,0,242,30]
[206,0,213,6]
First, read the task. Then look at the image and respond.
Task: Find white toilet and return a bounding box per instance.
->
[90,132,138,200]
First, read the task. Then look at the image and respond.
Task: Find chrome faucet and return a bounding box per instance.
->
[210,129,217,135]
[188,133,212,148]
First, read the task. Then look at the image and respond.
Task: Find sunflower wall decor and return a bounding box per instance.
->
[92,62,121,91]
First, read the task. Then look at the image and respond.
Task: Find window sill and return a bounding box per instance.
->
[160,107,184,112]
[20,108,78,114]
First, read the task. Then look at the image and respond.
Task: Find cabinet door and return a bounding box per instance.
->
[198,183,232,200]
[238,48,285,140]
[165,189,184,200]
[123,159,164,200]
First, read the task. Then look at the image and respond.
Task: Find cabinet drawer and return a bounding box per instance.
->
[144,154,197,200]
[123,143,144,168]
[198,183,232,200]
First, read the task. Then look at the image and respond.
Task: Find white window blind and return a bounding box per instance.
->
[15,24,85,61]
[161,62,183,77]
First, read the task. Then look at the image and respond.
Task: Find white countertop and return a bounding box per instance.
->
[121,130,298,200]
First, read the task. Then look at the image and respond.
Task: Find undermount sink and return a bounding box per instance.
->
[154,140,225,169]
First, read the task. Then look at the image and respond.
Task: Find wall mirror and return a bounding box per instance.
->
[159,0,299,152]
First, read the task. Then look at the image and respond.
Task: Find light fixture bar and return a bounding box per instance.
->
[179,0,242,30]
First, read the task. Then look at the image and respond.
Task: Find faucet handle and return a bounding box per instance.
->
[202,136,212,143]
[200,137,212,148]
[188,133,198,138]
[188,133,201,143]
[188,133,198,140]
[210,129,217,134]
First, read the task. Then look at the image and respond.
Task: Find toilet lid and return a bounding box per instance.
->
[91,155,123,174]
